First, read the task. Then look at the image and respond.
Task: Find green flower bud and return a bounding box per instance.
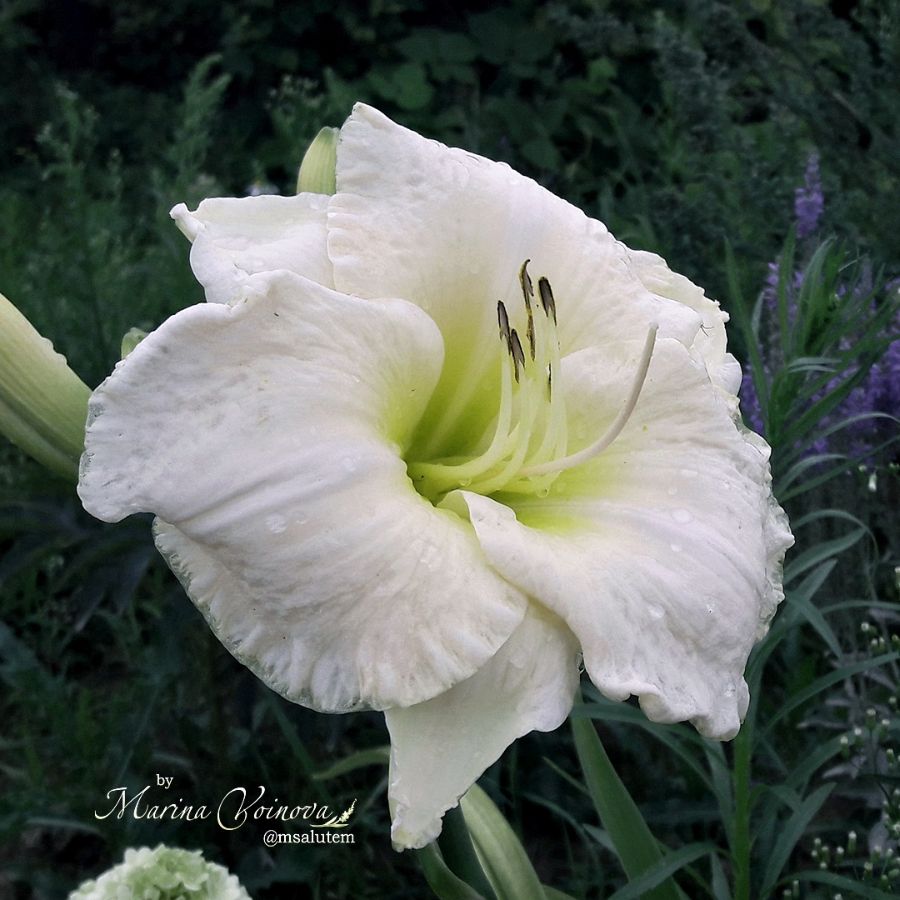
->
[296,126,338,195]
[121,327,149,359]
[0,293,90,479]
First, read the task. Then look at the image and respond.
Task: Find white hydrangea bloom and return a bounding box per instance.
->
[69,845,251,900]
[78,104,793,850]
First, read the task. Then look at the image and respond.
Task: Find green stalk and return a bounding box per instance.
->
[731,726,753,900]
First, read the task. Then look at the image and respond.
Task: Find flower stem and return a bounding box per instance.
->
[732,727,753,900]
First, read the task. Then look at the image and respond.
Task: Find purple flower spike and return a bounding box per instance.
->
[740,363,765,435]
[794,153,824,239]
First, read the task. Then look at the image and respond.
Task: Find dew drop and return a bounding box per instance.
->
[536,486,550,498]
[670,542,683,553]
[706,604,715,615]
[342,457,358,473]
[649,604,665,620]
[672,508,693,524]
[265,514,287,534]
[681,468,698,479]
[667,486,678,496]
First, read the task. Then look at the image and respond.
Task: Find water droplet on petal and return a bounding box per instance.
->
[670,542,682,553]
[266,514,287,534]
[672,508,692,524]
[667,486,678,496]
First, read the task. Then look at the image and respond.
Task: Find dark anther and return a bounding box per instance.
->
[547,363,553,399]
[526,316,536,361]
[538,277,557,324]
[519,259,534,305]
[497,301,511,342]
[509,329,526,382]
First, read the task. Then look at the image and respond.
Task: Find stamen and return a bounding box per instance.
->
[497,300,510,342]
[509,329,525,382]
[407,336,517,494]
[520,261,537,360]
[518,323,658,477]
[518,259,534,302]
[538,277,556,324]
[408,261,657,505]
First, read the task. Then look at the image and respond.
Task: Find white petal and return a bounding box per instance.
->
[625,249,742,394]
[170,193,333,304]
[385,604,579,850]
[329,104,706,455]
[78,271,526,711]
[451,338,792,740]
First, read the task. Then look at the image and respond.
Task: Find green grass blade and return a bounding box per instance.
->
[605,843,718,900]
[571,702,681,900]
[763,652,900,736]
[758,784,834,897]
[417,844,488,900]
[784,870,897,899]
[460,784,546,900]
[313,746,390,780]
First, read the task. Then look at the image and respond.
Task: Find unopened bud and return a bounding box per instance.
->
[0,293,90,479]
[297,126,338,195]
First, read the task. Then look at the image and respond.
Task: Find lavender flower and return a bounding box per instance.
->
[744,154,897,464]
[740,363,764,436]
[794,153,824,239]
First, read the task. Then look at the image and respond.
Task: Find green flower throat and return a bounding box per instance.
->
[407,261,658,505]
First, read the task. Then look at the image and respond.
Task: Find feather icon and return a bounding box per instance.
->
[311,798,356,828]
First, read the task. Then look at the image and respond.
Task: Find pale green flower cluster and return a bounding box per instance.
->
[69,845,251,900]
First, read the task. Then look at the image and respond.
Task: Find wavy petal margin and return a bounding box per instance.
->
[385,605,579,849]
[79,270,526,712]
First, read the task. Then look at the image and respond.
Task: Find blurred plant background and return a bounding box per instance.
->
[0,0,897,897]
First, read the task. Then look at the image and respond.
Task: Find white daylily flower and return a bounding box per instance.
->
[78,104,793,850]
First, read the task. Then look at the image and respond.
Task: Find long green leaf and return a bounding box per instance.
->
[460,784,546,900]
[606,843,718,900]
[784,566,842,657]
[440,804,497,899]
[709,851,732,900]
[313,746,390,780]
[763,652,900,736]
[784,735,845,791]
[542,888,577,900]
[785,870,897,900]
[783,529,865,585]
[417,844,487,900]
[577,704,713,792]
[571,705,681,900]
[758,784,834,897]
